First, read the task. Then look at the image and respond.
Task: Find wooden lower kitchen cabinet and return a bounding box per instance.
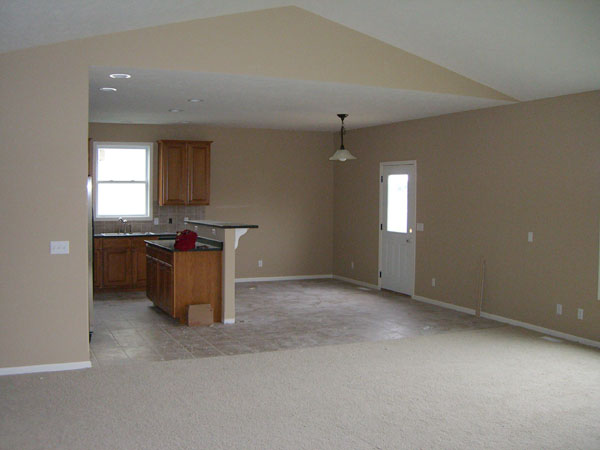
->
[146,243,222,324]
[94,236,159,291]
[132,238,152,287]
[102,238,132,288]
[93,238,103,289]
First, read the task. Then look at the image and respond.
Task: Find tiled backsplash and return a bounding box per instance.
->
[93,202,205,233]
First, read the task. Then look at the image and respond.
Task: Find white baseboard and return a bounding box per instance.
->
[236,274,333,283]
[479,311,600,349]
[0,360,92,376]
[412,295,476,315]
[411,295,600,349]
[333,275,380,290]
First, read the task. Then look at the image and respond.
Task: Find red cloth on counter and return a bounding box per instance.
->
[174,229,198,251]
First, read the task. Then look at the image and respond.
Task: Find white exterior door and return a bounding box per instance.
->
[380,162,416,295]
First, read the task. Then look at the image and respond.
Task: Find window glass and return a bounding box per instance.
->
[387,174,408,233]
[94,143,152,219]
[97,147,147,181]
[97,183,147,216]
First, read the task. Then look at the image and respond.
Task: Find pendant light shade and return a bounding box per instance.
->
[329,114,356,161]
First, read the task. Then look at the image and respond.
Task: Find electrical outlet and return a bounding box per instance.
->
[351,261,354,270]
[528,231,533,242]
[556,304,562,315]
[153,217,159,225]
[211,228,216,235]
[577,308,584,320]
[431,278,436,287]
[50,241,69,255]
[258,259,263,268]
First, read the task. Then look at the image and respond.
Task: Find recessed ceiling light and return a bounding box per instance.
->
[109,73,131,79]
[169,109,183,112]
[187,98,203,103]
[99,87,117,92]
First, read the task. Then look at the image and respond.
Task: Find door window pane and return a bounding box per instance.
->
[387,174,408,233]
[97,183,147,216]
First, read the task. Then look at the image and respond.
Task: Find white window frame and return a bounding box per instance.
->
[93,141,153,221]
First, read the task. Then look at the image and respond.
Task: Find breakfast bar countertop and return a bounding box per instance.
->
[184,219,259,229]
[145,238,223,252]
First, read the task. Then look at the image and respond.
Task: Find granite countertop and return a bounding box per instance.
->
[94,232,176,238]
[145,237,223,252]
[184,219,258,229]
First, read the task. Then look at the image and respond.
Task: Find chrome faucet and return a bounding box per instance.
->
[118,217,132,234]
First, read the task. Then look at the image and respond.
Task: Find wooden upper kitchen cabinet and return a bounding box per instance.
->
[88,138,93,177]
[158,140,211,206]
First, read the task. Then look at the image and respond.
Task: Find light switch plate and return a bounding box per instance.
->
[528,231,534,242]
[577,308,584,320]
[417,223,424,231]
[153,217,159,225]
[50,241,69,254]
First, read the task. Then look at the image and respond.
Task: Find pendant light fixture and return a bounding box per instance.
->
[329,113,356,161]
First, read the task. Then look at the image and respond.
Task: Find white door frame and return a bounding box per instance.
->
[378,160,417,294]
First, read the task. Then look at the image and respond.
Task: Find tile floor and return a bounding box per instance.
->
[90,279,502,367]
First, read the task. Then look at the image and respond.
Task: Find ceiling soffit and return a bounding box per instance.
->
[82,6,515,102]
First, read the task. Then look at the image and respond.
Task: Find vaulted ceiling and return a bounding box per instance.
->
[3,1,599,130]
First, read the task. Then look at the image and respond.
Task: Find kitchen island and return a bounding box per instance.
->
[185,220,258,324]
[145,238,222,324]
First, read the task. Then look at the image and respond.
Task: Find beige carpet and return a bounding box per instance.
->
[1,326,599,449]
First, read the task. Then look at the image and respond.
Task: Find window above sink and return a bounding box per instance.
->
[93,142,153,221]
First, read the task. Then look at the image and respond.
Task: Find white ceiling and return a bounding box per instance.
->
[89,67,511,131]
[4,1,599,130]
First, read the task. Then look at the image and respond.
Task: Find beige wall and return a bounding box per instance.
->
[89,123,333,279]
[333,91,600,341]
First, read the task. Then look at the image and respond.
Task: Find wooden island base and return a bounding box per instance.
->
[146,243,222,324]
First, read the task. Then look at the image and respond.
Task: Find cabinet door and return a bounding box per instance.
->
[146,255,157,302]
[133,247,148,288]
[93,238,103,289]
[159,141,187,205]
[187,142,210,205]
[93,248,102,288]
[102,247,132,288]
[158,262,174,315]
[132,238,156,289]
